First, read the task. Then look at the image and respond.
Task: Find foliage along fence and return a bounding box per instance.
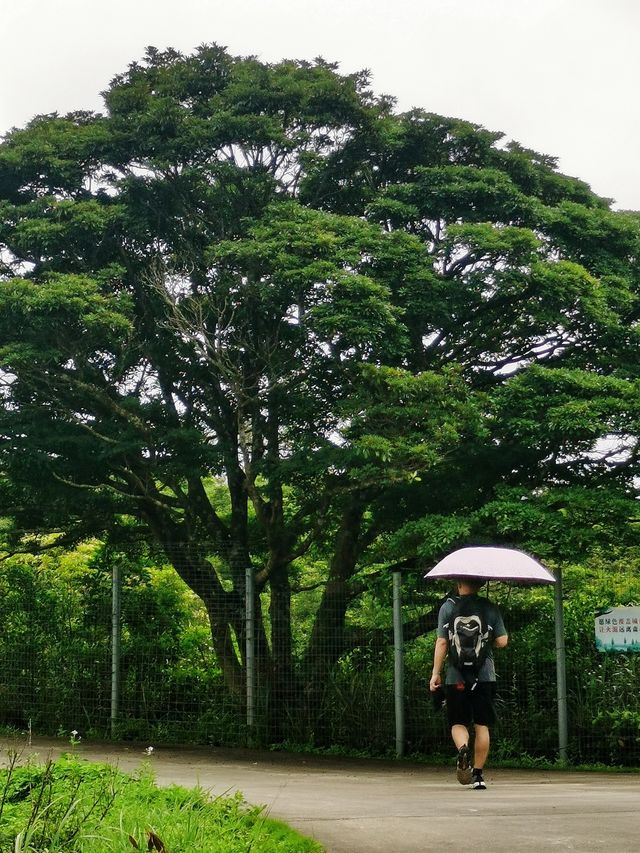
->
[0,542,639,767]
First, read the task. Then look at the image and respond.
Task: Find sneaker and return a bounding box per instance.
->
[472,768,486,790]
[456,745,472,785]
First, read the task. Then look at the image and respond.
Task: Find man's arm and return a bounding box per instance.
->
[492,604,508,649]
[430,637,448,691]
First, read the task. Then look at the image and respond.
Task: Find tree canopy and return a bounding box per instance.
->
[1,44,640,702]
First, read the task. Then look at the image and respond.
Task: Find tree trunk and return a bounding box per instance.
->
[302,502,363,741]
[266,560,296,739]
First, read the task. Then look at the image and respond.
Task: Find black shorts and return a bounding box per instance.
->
[445,682,497,728]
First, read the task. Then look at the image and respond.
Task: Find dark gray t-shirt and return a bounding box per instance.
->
[437,594,507,684]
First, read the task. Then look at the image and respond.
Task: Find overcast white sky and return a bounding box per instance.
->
[2,0,639,209]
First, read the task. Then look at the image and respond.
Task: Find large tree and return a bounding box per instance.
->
[1,46,639,718]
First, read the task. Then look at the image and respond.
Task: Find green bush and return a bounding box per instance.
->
[0,754,323,852]
[0,544,238,743]
[591,709,640,765]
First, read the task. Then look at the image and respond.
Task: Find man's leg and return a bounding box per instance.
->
[452,725,472,784]
[446,688,473,785]
[451,724,470,750]
[470,684,496,790]
[473,724,490,769]
[471,726,489,789]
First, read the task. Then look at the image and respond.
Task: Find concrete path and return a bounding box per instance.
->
[2,737,638,852]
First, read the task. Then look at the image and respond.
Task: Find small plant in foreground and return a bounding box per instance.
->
[0,754,323,852]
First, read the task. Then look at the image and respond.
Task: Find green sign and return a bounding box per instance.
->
[595,606,640,652]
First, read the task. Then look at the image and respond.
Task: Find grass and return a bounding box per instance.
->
[268,738,640,775]
[0,752,324,852]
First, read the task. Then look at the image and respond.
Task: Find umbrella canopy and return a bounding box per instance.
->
[424,546,556,585]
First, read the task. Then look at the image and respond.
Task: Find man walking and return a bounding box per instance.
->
[429,579,508,789]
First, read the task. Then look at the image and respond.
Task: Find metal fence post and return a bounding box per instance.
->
[110,558,121,738]
[245,564,256,735]
[554,565,568,761]
[392,570,405,758]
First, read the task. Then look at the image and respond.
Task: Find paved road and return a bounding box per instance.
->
[2,737,638,852]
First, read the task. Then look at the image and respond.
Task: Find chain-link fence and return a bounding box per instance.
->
[0,543,638,766]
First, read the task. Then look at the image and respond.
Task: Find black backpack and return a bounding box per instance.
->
[445,595,493,689]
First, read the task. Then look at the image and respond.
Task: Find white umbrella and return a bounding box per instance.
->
[424,546,556,585]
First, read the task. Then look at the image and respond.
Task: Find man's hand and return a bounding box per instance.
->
[429,673,441,692]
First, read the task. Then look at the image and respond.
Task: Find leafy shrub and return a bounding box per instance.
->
[591,709,640,765]
[0,755,322,852]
